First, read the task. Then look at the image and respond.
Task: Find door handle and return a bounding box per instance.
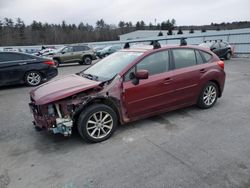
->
[162,77,173,84]
[200,69,207,73]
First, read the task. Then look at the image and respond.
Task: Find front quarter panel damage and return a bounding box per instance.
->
[30,75,128,136]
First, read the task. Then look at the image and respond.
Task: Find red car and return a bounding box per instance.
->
[29,43,226,143]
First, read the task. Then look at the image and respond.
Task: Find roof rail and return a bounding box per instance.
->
[204,39,223,43]
[123,37,188,49]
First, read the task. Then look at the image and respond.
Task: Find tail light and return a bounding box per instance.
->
[43,61,55,66]
[217,60,224,69]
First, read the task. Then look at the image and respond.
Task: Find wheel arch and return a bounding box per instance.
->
[208,79,222,97]
[73,97,121,125]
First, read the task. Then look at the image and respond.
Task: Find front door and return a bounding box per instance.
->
[122,50,175,118]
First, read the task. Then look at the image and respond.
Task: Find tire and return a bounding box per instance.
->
[225,52,231,60]
[197,81,219,109]
[25,71,42,86]
[82,56,92,65]
[77,104,117,143]
[53,59,60,67]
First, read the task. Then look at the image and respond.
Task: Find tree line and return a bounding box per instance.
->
[0,17,249,46]
[0,18,176,46]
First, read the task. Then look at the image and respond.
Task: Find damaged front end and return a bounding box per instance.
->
[29,75,126,137]
[29,101,74,136]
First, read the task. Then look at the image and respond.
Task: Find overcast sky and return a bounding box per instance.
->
[0,0,249,26]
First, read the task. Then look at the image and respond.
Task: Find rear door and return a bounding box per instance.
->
[0,53,24,85]
[170,48,206,106]
[0,53,38,86]
[123,50,175,118]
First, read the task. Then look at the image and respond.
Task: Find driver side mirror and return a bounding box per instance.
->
[130,70,149,85]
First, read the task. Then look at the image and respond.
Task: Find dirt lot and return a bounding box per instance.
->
[0,58,250,188]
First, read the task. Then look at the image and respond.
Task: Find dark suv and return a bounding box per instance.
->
[199,40,233,60]
[52,45,96,66]
[29,42,226,143]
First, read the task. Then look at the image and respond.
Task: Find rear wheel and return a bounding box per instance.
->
[197,82,218,109]
[25,71,42,86]
[225,52,231,60]
[77,104,117,143]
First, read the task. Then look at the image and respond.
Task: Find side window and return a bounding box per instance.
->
[73,46,80,52]
[200,51,212,62]
[172,49,197,69]
[124,51,169,82]
[0,53,23,61]
[20,54,34,60]
[195,50,204,64]
[0,54,6,62]
[62,47,73,53]
[137,51,169,76]
[124,67,136,82]
[83,46,90,51]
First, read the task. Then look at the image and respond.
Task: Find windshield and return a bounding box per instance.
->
[102,46,112,51]
[54,46,65,53]
[83,51,142,81]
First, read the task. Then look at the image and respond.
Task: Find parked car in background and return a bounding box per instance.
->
[199,40,233,60]
[0,52,58,87]
[34,48,56,57]
[29,42,225,143]
[50,45,96,66]
[96,45,122,58]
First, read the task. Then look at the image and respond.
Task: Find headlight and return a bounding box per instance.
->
[48,104,55,116]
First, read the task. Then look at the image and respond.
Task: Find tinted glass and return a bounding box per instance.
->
[195,50,204,64]
[0,53,23,61]
[83,46,90,50]
[200,51,212,62]
[137,50,169,76]
[172,49,197,69]
[73,46,81,52]
[62,47,73,53]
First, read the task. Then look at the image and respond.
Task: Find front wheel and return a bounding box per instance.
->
[82,56,92,65]
[53,59,60,67]
[197,82,218,109]
[77,104,117,143]
[25,71,42,86]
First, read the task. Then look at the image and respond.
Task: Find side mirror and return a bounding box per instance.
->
[61,51,65,54]
[135,70,149,80]
[130,70,149,85]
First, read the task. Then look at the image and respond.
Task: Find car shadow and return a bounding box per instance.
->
[0,83,27,90]
[32,106,199,154]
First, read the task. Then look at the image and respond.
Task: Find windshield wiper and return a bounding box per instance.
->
[82,73,98,81]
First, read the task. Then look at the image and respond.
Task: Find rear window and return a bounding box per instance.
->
[200,51,212,62]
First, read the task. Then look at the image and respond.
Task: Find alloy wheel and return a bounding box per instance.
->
[86,111,113,139]
[26,72,41,86]
[203,85,217,106]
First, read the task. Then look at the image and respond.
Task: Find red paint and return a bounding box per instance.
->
[30,45,226,130]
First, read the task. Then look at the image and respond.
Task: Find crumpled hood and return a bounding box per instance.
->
[30,74,101,105]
